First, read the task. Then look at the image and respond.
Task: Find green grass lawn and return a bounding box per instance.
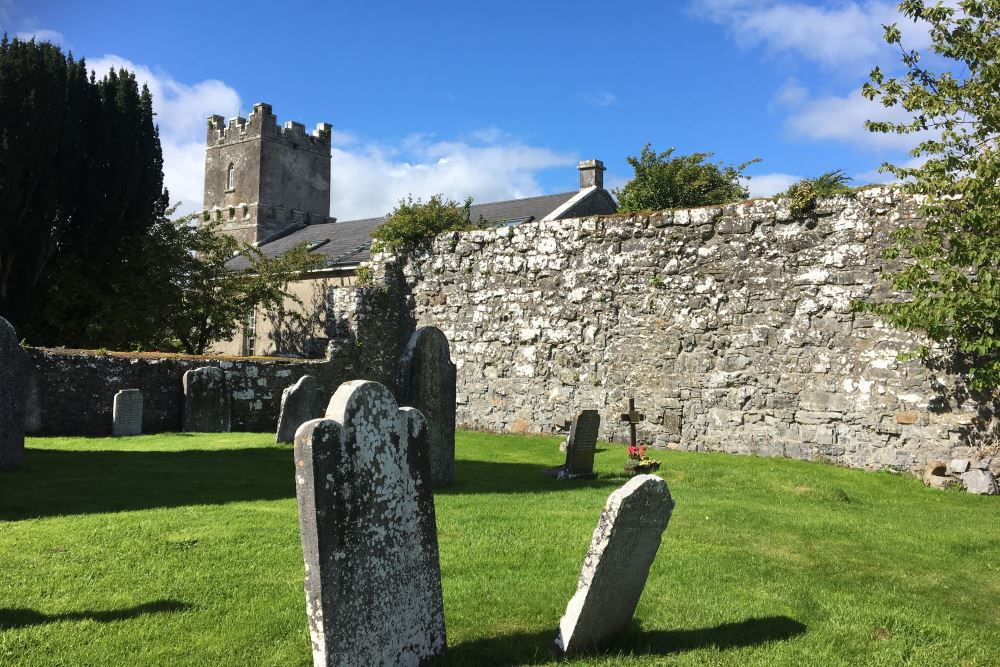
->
[1,432,998,666]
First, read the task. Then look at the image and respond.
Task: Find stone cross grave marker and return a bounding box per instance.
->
[0,316,25,471]
[112,389,143,437]
[619,398,645,447]
[554,474,674,659]
[399,326,457,486]
[295,380,446,666]
[544,410,601,480]
[182,366,231,432]
[276,374,320,444]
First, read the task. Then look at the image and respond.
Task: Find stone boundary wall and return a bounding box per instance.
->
[386,188,994,472]
[24,349,359,436]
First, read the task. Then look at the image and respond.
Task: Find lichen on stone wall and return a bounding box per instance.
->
[361,188,995,472]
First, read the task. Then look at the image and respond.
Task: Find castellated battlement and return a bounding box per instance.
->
[206,102,331,151]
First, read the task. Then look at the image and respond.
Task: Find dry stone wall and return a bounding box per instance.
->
[25,349,360,436]
[390,188,993,472]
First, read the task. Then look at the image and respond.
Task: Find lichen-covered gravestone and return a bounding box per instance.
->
[294,380,446,666]
[181,366,230,432]
[112,389,143,437]
[399,326,457,486]
[555,474,674,659]
[0,316,26,471]
[545,410,601,480]
[275,374,320,444]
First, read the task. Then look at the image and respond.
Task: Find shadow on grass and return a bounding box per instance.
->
[0,600,192,630]
[1,448,295,521]
[436,459,626,496]
[446,616,806,665]
[2,448,631,520]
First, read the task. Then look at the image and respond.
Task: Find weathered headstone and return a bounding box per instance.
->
[545,410,601,480]
[399,326,457,486]
[554,474,674,659]
[295,380,446,666]
[112,389,143,437]
[276,374,320,444]
[181,366,230,432]
[0,316,26,471]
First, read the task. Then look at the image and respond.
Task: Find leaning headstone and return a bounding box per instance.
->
[399,326,457,486]
[544,410,601,480]
[0,316,26,471]
[112,389,143,437]
[275,374,320,444]
[182,366,230,432]
[295,380,446,666]
[554,474,674,659]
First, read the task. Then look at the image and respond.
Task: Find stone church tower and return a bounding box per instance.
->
[203,102,332,244]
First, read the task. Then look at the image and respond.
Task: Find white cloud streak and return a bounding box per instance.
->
[691,0,933,70]
[330,137,577,220]
[745,172,801,198]
[14,29,63,44]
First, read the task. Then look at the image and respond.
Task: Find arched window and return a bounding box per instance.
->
[227,163,235,190]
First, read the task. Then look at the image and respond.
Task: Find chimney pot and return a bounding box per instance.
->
[578,159,605,190]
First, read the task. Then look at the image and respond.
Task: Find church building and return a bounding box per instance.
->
[204,104,618,357]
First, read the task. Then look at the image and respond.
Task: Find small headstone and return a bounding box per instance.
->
[545,410,601,480]
[554,474,674,659]
[961,469,998,495]
[399,326,457,486]
[0,316,26,471]
[182,366,230,432]
[112,389,143,437]
[275,374,320,444]
[295,380,446,666]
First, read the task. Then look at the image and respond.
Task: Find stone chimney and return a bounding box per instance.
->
[578,159,605,189]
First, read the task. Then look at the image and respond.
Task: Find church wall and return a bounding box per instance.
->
[386,188,994,472]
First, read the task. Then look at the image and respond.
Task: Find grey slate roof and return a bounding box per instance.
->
[226,191,578,271]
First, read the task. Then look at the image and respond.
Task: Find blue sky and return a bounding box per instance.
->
[2,1,933,219]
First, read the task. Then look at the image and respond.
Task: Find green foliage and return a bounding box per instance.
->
[857,1,1000,393]
[0,35,167,344]
[782,170,854,216]
[370,194,479,253]
[614,144,760,213]
[151,217,326,355]
[354,265,374,286]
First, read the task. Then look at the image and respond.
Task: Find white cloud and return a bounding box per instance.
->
[14,29,63,44]
[772,77,808,108]
[579,90,617,108]
[783,86,933,150]
[330,136,577,220]
[746,172,801,198]
[692,0,931,70]
[87,55,241,215]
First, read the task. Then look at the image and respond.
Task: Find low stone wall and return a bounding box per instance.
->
[24,349,358,436]
[385,188,995,472]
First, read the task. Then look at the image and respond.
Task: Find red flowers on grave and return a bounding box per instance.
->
[625,443,661,475]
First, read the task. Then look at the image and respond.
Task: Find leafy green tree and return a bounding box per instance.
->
[148,217,326,355]
[614,144,759,212]
[0,35,166,344]
[370,194,478,252]
[858,1,1000,392]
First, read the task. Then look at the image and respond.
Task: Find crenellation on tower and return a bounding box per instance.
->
[202,102,332,245]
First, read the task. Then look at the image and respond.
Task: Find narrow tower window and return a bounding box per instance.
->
[227,163,235,190]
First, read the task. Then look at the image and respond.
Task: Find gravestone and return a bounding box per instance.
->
[544,410,601,480]
[399,326,457,486]
[276,374,320,444]
[181,366,230,432]
[554,474,674,659]
[0,316,26,471]
[112,389,144,436]
[295,380,446,666]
